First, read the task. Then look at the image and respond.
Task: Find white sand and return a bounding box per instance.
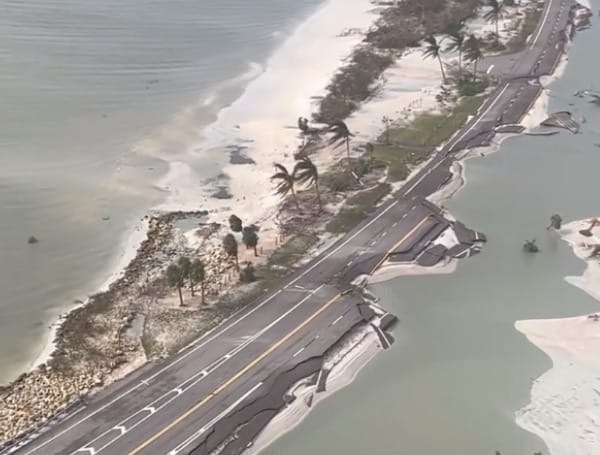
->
[516,219,600,455]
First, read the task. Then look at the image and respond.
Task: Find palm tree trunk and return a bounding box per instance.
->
[345,137,351,161]
[495,17,499,37]
[290,186,302,212]
[177,286,184,306]
[253,245,258,257]
[201,281,205,305]
[437,55,446,83]
[234,254,239,271]
[458,48,462,72]
[472,58,479,81]
[315,182,322,212]
[189,278,194,297]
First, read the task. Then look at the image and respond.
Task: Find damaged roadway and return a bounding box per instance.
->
[2,0,583,454]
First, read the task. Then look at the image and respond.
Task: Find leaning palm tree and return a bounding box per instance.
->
[166,263,186,306]
[464,34,484,80]
[271,163,301,212]
[422,35,446,82]
[445,30,466,71]
[293,156,321,211]
[483,0,505,37]
[189,259,206,303]
[223,233,239,270]
[327,120,353,162]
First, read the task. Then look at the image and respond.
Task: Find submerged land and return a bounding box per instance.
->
[0,0,595,454]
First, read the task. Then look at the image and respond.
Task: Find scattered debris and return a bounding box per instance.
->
[540,111,579,133]
[523,239,540,253]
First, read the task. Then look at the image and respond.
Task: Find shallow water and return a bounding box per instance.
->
[260,12,600,455]
[0,0,324,384]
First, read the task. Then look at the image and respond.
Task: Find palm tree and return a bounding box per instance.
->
[422,35,446,83]
[483,0,505,37]
[293,156,321,211]
[445,30,466,71]
[271,163,301,212]
[464,34,484,80]
[327,120,353,162]
[223,233,239,270]
[242,226,259,256]
[189,259,206,303]
[178,256,191,294]
[166,263,186,306]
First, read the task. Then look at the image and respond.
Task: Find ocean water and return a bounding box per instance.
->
[0,0,325,384]
[260,10,600,455]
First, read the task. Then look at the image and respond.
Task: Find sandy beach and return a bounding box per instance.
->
[1,0,580,449]
[516,218,600,455]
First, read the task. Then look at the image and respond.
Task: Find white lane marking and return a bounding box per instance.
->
[346,260,353,266]
[486,64,495,74]
[403,83,510,196]
[530,0,555,49]
[287,200,399,287]
[22,287,285,455]
[114,426,126,435]
[76,449,95,455]
[166,383,263,455]
[292,347,305,358]
[401,213,408,219]
[381,231,387,238]
[370,240,377,246]
[69,286,324,455]
[392,222,398,227]
[22,186,400,455]
[331,315,344,326]
[449,83,510,150]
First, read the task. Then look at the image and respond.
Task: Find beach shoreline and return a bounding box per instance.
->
[0,0,587,449]
[516,218,600,455]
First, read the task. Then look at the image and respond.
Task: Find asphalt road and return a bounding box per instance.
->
[3,0,577,454]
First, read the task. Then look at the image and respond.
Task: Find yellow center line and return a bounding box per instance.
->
[127,292,342,455]
[370,215,432,274]
[128,212,430,454]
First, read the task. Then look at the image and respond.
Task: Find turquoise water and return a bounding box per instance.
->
[261,9,600,455]
[0,0,323,384]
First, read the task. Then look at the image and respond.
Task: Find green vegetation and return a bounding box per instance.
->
[316,0,480,123]
[271,163,301,212]
[325,183,391,233]
[239,263,256,283]
[293,156,322,211]
[505,5,543,53]
[242,226,259,256]
[457,76,489,97]
[166,262,186,306]
[268,233,320,271]
[228,214,243,232]
[222,233,239,270]
[371,96,485,182]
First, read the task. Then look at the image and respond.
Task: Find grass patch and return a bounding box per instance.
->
[373,95,485,182]
[326,183,391,233]
[505,5,544,53]
[267,232,320,271]
[321,157,385,193]
[457,76,489,97]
